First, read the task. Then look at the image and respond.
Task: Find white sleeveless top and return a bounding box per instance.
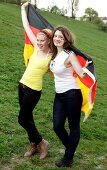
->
[50,50,79,93]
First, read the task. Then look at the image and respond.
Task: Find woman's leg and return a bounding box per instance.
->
[53,93,68,147]
[63,89,82,160]
[55,89,82,167]
[18,84,42,145]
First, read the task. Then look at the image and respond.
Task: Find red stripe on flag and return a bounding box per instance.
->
[91,82,97,103]
[77,55,86,67]
[24,25,40,44]
[78,75,95,88]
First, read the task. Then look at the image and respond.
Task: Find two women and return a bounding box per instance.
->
[19,2,87,167]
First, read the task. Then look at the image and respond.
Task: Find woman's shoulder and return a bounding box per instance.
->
[34,46,39,51]
[64,49,73,55]
[33,47,40,55]
[49,52,52,56]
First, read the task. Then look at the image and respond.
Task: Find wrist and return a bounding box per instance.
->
[21,4,27,10]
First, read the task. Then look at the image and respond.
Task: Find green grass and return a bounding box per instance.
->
[0,2,107,170]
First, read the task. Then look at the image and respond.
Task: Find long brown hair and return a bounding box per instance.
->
[51,26,75,60]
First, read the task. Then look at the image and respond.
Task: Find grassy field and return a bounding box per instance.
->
[0,2,107,170]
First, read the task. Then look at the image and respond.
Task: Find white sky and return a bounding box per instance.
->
[36,0,107,17]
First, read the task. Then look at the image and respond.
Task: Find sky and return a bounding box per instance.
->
[36,0,107,17]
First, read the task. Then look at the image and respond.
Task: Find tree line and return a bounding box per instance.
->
[0,0,21,5]
[1,0,107,32]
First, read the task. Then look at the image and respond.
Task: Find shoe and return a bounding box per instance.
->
[55,157,73,167]
[24,143,37,157]
[38,139,49,159]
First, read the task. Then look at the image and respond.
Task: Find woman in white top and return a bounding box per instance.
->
[18,2,52,159]
[50,26,87,167]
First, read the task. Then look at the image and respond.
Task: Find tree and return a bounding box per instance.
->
[84,8,98,22]
[16,0,21,5]
[68,0,79,18]
[50,5,61,15]
[30,0,37,8]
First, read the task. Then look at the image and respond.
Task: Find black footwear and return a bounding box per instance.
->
[55,157,73,167]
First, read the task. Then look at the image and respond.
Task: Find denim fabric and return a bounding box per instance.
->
[53,89,83,160]
[18,83,42,145]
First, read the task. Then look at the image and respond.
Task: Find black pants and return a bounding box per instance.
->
[18,83,42,145]
[53,89,83,160]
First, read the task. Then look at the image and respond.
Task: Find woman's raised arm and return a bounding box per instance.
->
[21,2,37,47]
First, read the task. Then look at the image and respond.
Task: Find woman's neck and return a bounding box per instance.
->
[38,48,50,58]
[41,48,50,54]
[57,47,63,55]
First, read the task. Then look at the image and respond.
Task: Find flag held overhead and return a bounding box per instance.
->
[23,3,97,121]
[24,3,54,66]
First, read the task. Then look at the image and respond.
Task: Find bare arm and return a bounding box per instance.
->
[21,2,37,47]
[65,52,87,78]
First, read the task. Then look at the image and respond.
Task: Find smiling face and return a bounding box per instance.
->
[36,32,50,51]
[53,30,65,48]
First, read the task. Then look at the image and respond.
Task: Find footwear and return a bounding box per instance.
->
[55,157,73,167]
[38,139,49,159]
[24,143,37,157]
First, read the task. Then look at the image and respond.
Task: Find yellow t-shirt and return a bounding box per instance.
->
[20,48,51,91]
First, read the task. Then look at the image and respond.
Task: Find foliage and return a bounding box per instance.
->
[50,5,61,15]
[0,2,107,170]
[93,17,103,25]
[0,0,18,4]
[98,22,107,32]
[0,0,35,5]
[82,7,107,33]
[84,7,98,22]
[16,0,21,5]
[50,5,68,16]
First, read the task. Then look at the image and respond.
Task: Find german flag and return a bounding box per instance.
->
[65,45,97,121]
[23,3,97,121]
[24,3,54,66]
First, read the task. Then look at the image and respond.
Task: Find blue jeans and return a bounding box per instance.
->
[53,89,83,160]
[18,83,42,145]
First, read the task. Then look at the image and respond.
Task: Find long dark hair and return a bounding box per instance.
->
[51,26,75,59]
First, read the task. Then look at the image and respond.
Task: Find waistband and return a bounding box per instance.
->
[19,83,28,89]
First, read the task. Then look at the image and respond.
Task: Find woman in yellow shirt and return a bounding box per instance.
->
[18,2,52,159]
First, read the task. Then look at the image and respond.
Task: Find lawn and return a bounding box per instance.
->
[0,2,107,170]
